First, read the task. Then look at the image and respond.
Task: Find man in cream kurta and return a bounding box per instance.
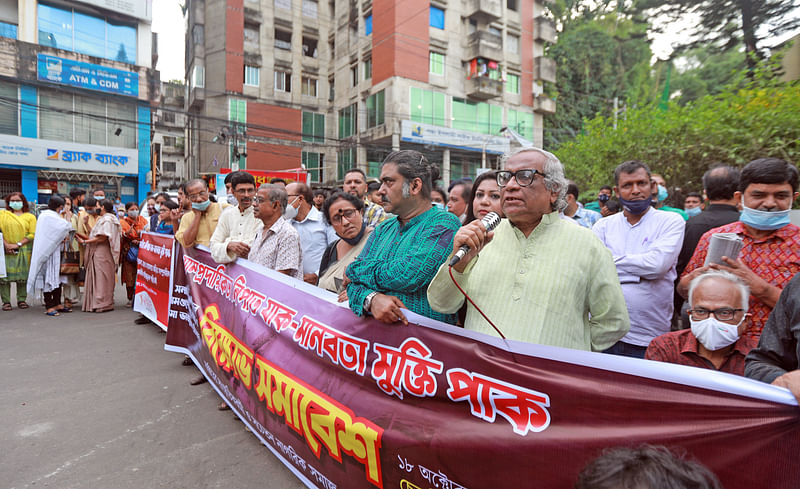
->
[209,172,263,263]
[427,148,629,351]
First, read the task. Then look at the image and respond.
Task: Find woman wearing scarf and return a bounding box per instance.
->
[77,199,121,313]
[0,192,36,311]
[120,201,147,307]
[27,195,73,316]
[60,197,81,309]
[317,192,373,296]
[154,200,180,235]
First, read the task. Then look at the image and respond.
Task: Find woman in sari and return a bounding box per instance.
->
[77,199,121,313]
[60,197,80,309]
[317,192,373,296]
[27,195,73,316]
[120,201,147,307]
[0,192,36,310]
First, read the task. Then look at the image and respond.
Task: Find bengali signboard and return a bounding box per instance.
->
[133,232,174,330]
[0,134,138,174]
[38,54,139,97]
[163,245,800,489]
[400,120,509,155]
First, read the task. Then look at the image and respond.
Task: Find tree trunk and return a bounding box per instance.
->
[738,0,760,73]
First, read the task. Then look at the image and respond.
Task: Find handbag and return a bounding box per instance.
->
[61,250,80,275]
[126,244,139,263]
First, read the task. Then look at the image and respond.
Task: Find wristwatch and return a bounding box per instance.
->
[16,241,22,247]
[363,292,378,313]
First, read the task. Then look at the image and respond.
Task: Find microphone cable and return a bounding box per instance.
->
[448,264,506,340]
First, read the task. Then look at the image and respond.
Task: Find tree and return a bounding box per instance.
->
[635,0,800,69]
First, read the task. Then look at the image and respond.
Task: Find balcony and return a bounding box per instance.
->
[535,17,556,43]
[465,0,501,22]
[535,56,557,83]
[464,30,503,62]
[188,86,204,110]
[533,95,556,114]
[465,75,503,100]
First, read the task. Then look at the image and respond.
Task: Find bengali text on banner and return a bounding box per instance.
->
[133,232,175,330]
[162,244,800,489]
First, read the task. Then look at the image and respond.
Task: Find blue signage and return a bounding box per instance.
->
[37,54,139,97]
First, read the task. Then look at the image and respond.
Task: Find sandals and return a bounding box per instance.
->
[2,303,10,311]
[17,301,29,309]
[57,307,73,313]
[45,310,60,317]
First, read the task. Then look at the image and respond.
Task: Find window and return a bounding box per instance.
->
[39,88,136,148]
[468,58,501,80]
[0,21,17,39]
[0,81,18,135]
[302,76,318,97]
[506,73,520,94]
[163,136,177,147]
[429,6,444,29]
[507,0,518,11]
[429,51,445,76]
[468,19,477,34]
[488,25,502,40]
[275,70,291,92]
[365,14,372,35]
[162,161,177,173]
[193,24,204,45]
[193,65,205,87]
[337,148,356,180]
[350,64,358,87]
[366,90,385,128]
[162,111,176,124]
[507,33,519,54]
[244,26,259,48]
[363,57,372,80]
[302,112,325,142]
[329,40,335,58]
[508,109,533,141]
[244,65,260,86]
[275,0,291,10]
[328,76,335,101]
[275,29,292,50]
[38,4,136,64]
[302,152,322,182]
[410,87,446,126]
[338,103,357,138]
[366,149,389,178]
[452,97,503,135]
[302,0,318,18]
[302,36,318,57]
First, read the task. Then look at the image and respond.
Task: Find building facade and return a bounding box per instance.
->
[0,0,158,204]
[152,81,188,190]
[185,0,555,184]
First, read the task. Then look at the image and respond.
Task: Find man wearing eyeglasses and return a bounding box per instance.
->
[209,171,263,263]
[592,160,686,359]
[645,270,757,375]
[176,179,224,248]
[427,147,629,351]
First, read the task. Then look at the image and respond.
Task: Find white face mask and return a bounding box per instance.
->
[283,197,299,220]
[690,316,743,351]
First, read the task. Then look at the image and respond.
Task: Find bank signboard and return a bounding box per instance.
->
[400,120,509,154]
[37,54,139,97]
[0,134,138,175]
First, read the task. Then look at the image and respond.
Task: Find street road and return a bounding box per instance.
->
[1,285,305,489]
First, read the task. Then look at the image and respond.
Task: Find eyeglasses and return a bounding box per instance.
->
[254,196,271,204]
[496,169,546,188]
[688,307,746,322]
[187,191,208,199]
[330,208,359,224]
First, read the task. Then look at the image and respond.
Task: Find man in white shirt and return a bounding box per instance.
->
[209,171,263,264]
[593,160,685,358]
[284,181,337,284]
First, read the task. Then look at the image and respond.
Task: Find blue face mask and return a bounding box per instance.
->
[432,202,445,210]
[192,199,211,211]
[618,197,652,215]
[656,184,668,202]
[685,206,702,217]
[740,199,791,231]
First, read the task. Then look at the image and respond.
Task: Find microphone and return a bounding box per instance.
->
[449,212,501,266]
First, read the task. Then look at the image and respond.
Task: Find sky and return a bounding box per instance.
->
[150,2,800,81]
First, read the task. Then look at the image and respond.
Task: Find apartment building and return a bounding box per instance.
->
[185,0,555,184]
[0,0,159,204]
[152,81,188,189]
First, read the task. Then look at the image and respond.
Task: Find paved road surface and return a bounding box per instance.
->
[1,284,306,489]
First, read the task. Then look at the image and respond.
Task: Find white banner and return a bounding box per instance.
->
[401,120,510,154]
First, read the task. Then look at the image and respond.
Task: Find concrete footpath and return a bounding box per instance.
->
[1,285,305,489]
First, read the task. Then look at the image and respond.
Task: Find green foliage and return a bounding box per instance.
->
[555,73,800,195]
[671,48,746,104]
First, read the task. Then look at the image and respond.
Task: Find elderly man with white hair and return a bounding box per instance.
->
[427,147,630,352]
[646,270,757,376]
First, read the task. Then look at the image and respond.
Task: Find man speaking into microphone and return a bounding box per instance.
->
[427,148,629,351]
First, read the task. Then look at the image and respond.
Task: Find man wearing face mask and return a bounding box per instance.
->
[593,160,686,358]
[284,181,337,284]
[679,158,800,339]
[585,185,612,214]
[651,173,688,220]
[646,270,757,375]
[176,179,223,248]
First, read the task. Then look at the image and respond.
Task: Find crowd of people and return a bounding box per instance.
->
[3,149,800,410]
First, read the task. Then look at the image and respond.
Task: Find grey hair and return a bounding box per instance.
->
[501,147,568,212]
[688,270,749,311]
[258,183,288,212]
